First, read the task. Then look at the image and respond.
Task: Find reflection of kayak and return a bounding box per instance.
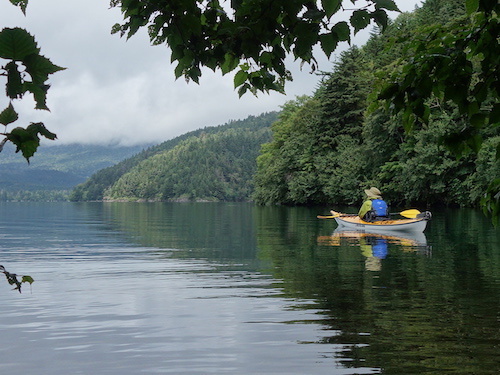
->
[317,229,430,257]
[331,211,430,232]
[332,229,427,247]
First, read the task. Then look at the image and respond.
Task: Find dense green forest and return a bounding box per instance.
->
[70,113,277,201]
[254,0,499,209]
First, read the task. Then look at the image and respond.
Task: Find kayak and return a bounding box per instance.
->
[329,211,430,232]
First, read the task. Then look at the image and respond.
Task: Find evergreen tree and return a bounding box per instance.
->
[318,47,370,140]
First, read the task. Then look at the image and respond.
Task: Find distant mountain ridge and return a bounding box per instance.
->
[70,112,278,202]
[0,143,148,194]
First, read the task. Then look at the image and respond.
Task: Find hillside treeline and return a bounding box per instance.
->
[253,0,499,208]
[70,113,277,201]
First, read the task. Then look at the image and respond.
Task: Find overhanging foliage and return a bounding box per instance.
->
[1,1,64,161]
[110,0,400,96]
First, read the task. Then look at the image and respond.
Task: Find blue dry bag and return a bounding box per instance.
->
[372,199,388,217]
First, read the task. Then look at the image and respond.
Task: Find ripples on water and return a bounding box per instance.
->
[0,203,372,375]
[2,256,352,374]
[0,202,498,374]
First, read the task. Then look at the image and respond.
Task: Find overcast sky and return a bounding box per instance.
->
[0,0,422,146]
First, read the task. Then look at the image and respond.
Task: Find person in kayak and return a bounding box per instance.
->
[358,187,389,222]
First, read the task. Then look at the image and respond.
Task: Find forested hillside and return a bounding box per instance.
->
[70,113,277,201]
[254,0,499,208]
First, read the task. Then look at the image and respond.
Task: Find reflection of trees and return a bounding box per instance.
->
[256,207,500,374]
[0,265,33,293]
[88,202,260,261]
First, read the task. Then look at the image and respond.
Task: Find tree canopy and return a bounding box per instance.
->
[110,0,400,96]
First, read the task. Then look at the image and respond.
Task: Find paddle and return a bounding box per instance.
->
[317,209,422,220]
[394,209,421,219]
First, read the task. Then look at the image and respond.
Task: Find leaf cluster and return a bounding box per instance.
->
[378,0,499,150]
[0,264,34,293]
[110,0,400,95]
[1,3,64,161]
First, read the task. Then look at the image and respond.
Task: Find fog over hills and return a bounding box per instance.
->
[0,143,147,192]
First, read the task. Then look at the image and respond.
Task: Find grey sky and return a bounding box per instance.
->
[0,0,423,146]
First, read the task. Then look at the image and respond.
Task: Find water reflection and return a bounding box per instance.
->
[93,202,259,260]
[96,203,499,374]
[1,203,498,374]
[70,204,500,374]
[318,229,430,271]
[255,206,500,374]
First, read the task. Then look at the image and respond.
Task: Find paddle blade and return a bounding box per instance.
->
[317,215,336,219]
[399,209,421,219]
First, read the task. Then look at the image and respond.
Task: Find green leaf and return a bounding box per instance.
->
[0,27,39,60]
[174,62,184,79]
[350,10,371,34]
[28,122,57,140]
[320,32,339,57]
[259,51,273,65]
[378,83,399,100]
[234,69,248,88]
[468,133,483,153]
[373,0,400,12]
[21,275,34,284]
[0,103,19,126]
[7,127,39,161]
[9,0,28,15]
[23,54,66,85]
[5,61,24,99]
[187,66,201,83]
[111,23,123,36]
[465,0,479,14]
[371,9,389,30]
[332,21,350,42]
[402,106,415,132]
[321,0,341,18]
[6,122,56,162]
[24,83,49,110]
[293,22,319,60]
[221,53,239,75]
[303,9,324,21]
[237,83,249,97]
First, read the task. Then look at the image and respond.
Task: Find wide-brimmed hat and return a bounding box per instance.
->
[364,187,382,198]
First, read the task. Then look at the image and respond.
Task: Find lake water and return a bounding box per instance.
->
[0,202,498,374]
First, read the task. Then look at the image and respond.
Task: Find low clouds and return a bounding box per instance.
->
[0,0,421,146]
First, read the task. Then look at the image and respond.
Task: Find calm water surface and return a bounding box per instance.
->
[0,202,498,374]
